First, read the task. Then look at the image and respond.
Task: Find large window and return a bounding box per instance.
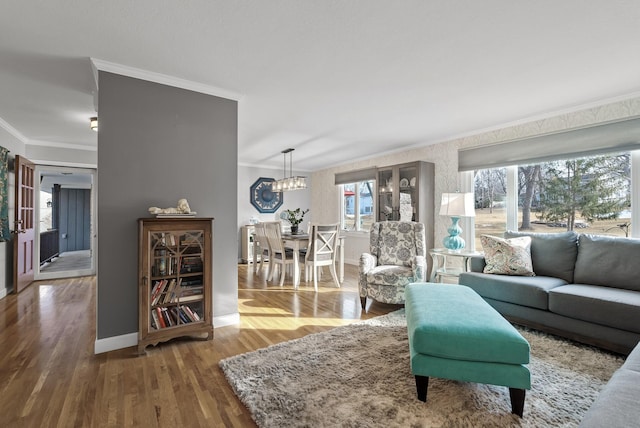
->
[473,151,633,249]
[341,180,375,232]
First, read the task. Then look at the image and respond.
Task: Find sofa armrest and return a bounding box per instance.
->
[468,255,486,273]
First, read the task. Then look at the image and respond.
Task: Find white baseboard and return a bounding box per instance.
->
[94,332,138,354]
[214,312,240,327]
[93,312,241,354]
[0,287,7,300]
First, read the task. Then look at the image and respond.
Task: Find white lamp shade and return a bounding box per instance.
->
[439,193,475,217]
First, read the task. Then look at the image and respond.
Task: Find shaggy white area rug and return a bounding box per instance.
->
[219,310,624,427]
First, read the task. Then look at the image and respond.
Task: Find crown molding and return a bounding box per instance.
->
[27,139,97,152]
[0,116,28,142]
[90,58,243,101]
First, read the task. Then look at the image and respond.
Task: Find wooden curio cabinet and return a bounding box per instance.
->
[138,217,214,354]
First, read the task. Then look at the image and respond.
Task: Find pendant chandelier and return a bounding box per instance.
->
[271,148,307,192]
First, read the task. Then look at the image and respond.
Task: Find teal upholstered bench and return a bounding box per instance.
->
[405,282,531,417]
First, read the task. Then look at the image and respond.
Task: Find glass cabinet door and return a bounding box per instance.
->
[378,168,395,220]
[398,164,418,221]
[148,230,205,330]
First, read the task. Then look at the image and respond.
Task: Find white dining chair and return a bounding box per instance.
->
[253,223,271,276]
[264,221,298,286]
[303,223,340,291]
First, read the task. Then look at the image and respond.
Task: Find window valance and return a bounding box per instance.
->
[458,117,640,171]
[334,167,377,185]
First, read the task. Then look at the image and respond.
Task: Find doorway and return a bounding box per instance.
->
[35,166,96,280]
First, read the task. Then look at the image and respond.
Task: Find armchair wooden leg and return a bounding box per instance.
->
[360,297,367,310]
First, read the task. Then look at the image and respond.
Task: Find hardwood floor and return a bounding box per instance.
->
[0,263,401,427]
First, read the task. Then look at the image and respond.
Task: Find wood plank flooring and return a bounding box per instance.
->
[0,263,400,427]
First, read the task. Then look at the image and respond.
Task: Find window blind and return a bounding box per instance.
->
[458,117,640,171]
[334,167,377,185]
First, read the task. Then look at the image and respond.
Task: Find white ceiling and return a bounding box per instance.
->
[2,1,640,172]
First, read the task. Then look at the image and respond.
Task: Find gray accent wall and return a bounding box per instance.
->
[97,71,238,340]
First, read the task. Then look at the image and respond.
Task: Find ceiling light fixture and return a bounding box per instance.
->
[271,148,307,192]
[90,116,98,131]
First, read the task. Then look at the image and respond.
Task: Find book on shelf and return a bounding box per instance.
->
[151,308,161,330]
[171,306,192,324]
[161,279,179,304]
[181,305,200,322]
[150,279,165,305]
[161,307,174,327]
[180,285,203,296]
[155,307,166,328]
[179,294,203,303]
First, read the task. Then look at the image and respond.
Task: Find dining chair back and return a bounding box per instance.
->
[263,221,297,286]
[304,223,340,291]
[253,223,271,276]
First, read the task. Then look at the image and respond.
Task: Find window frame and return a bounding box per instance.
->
[340,180,375,233]
[464,149,640,250]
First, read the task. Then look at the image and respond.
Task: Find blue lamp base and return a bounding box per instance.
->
[443,216,465,251]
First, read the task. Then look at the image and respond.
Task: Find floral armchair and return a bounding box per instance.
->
[359,221,427,310]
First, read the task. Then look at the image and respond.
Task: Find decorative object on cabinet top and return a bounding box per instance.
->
[250,177,283,213]
[148,198,196,217]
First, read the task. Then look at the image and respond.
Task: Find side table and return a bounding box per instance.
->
[429,248,483,283]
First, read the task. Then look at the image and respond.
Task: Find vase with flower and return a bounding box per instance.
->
[282,208,309,234]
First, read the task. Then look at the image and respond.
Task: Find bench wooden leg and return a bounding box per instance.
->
[415,375,429,402]
[509,388,526,417]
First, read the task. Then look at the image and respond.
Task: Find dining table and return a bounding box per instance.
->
[253,232,346,288]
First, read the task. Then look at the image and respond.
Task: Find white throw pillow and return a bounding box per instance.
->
[481,235,535,276]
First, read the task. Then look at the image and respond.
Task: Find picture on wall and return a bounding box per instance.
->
[250,177,283,213]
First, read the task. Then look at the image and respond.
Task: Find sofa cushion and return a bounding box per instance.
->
[622,343,640,373]
[505,230,578,282]
[366,265,415,287]
[573,234,640,291]
[549,284,640,333]
[574,234,640,291]
[579,369,640,428]
[481,235,534,276]
[459,272,567,310]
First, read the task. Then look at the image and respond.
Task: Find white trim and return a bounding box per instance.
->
[344,257,359,265]
[94,313,240,354]
[30,160,97,169]
[27,139,97,151]
[94,332,138,354]
[91,58,243,102]
[460,171,476,251]
[632,151,640,239]
[214,312,240,328]
[0,287,7,300]
[0,116,28,142]
[506,166,518,231]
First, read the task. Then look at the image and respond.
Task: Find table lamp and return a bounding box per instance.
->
[439,192,475,251]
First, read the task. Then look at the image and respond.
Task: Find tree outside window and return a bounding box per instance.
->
[341,180,375,232]
[474,152,632,248]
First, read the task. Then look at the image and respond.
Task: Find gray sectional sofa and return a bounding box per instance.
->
[579,342,640,427]
[458,231,640,355]
[458,230,640,426]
